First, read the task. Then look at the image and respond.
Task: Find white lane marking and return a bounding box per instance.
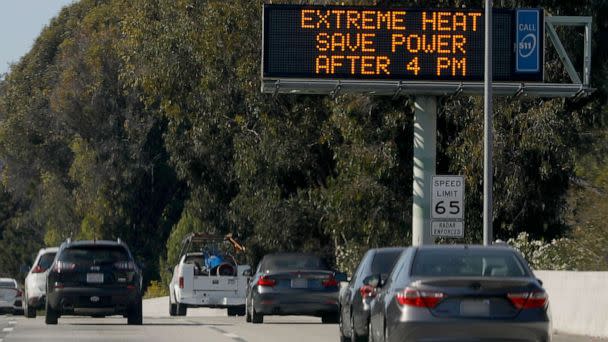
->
[8,321,16,325]
[223,333,239,339]
[2,327,12,332]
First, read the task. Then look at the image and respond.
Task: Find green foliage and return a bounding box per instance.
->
[507,232,603,271]
[143,280,169,299]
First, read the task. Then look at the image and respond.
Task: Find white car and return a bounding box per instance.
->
[23,247,58,318]
[169,233,250,317]
[0,278,23,315]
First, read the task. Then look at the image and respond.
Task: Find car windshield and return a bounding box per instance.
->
[0,281,16,288]
[260,254,328,271]
[370,250,403,275]
[38,252,57,271]
[59,246,130,265]
[411,248,528,278]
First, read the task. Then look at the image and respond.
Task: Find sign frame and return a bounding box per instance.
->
[261,6,592,98]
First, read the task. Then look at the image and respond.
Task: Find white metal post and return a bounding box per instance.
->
[412,96,436,246]
[483,0,494,246]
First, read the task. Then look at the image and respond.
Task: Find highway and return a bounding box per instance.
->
[0,298,604,342]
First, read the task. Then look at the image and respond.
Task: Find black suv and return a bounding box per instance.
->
[45,239,143,325]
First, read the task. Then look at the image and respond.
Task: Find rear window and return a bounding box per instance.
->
[411,248,528,278]
[370,250,403,275]
[259,254,328,271]
[38,252,57,271]
[0,280,16,288]
[59,246,130,264]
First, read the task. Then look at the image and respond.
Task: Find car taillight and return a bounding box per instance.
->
[359,285,376,299]
[322,276,339,288]
[257,275,276,287]
[507,291,548,309]
[396,288,446,308]
[16,289,23,297]
[32,265,45,273]
[53,261,76,273]
[179,277,184,289]
[114,261,135,271]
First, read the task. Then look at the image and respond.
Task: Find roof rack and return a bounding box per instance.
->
[177,232,246,259]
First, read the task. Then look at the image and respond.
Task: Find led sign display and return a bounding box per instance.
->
[263,5,543,82]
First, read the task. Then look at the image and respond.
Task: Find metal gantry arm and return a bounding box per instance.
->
[545,16,593,86]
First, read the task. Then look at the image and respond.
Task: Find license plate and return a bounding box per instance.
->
[460,299,490,316]
[291,278,308,289]
[86,273,104,284]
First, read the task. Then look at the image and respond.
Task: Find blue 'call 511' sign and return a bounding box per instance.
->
[516,9,542,73]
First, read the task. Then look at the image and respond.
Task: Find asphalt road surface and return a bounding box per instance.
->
[0,298,605,342]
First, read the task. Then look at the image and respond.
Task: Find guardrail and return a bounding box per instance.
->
[534,271,608,338]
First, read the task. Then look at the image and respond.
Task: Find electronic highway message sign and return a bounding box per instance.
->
[263,5,543,82]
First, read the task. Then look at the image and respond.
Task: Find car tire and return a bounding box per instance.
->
[227,306,246,317]
[339,310,349,342]
[169,296,177,316]
[251,306,263,324]
[322,312,340,324]
[245,298,252,322]
[351,315,368,342]
[26,306,36,318]
[127,297,143,325]
[25,300,36,318]
[176,302,187,316]
[367,320,375,342]
[45,300,58,325]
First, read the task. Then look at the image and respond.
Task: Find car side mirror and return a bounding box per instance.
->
[536,278,543,286]
[363,274,382,288]
[334,272,348,283]
[242,268,252,277]
[167,267,174,274]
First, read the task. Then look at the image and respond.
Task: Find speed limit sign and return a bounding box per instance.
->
[431,175,464,220]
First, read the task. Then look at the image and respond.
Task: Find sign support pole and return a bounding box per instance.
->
[412,96,436,246]
[483,0,494,246]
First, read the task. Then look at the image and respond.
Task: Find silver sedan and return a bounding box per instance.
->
[368,245,551,342]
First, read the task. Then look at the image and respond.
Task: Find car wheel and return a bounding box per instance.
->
[169,295,177,316]
[322,312,340,324]
[176,302,187,316]
[245,298,252,322]
[45,300,58,325]
[25,300,36,318]
[351,315,367,342]
[127,297,143,325]
[251,304,263,324]
[339,310,349,342]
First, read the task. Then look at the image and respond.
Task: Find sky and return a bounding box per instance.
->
[0,0,76,77]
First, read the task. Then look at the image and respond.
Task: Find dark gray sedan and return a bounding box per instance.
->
[245,253,346,324]
[367,245,551,342]
[339,247,407,342]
